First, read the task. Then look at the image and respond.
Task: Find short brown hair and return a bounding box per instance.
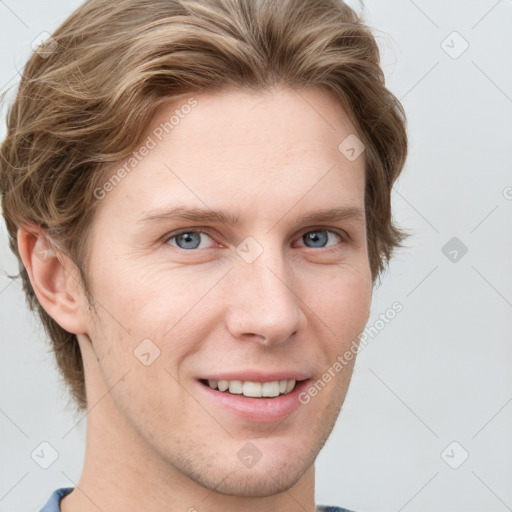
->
[0,0,408,411]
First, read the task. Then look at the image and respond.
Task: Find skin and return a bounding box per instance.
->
[19,86,372,512]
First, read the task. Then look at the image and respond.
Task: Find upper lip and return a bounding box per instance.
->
[199,370,311,382]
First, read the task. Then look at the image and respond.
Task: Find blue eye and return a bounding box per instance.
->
[166,230,214,250]
[164,228,344,252]
[298,230,342,249]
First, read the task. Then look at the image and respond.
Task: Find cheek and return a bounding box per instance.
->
[87,260,230,374]
[307,264,372,337]
[91,258,215,327]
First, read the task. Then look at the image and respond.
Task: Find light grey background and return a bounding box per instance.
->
[1,1,511,511]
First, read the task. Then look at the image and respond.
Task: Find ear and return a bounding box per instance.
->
[17,224,89,335]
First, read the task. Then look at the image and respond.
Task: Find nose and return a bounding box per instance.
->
[225,246,307,346]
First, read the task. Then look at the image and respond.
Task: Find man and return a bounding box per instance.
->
[0,1,407,511]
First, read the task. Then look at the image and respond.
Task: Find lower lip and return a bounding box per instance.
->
[196,379,311,423]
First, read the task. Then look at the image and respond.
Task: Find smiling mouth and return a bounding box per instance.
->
[199,378,302,398]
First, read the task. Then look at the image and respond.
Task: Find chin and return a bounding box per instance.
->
[168,435,319,498]
[203,457,312,497]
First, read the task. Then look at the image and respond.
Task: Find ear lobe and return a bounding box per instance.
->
[17,225,88,335]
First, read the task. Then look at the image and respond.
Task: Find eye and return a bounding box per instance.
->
[295,229,344,249]
[165,229,216,250]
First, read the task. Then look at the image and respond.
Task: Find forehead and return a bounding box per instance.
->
[151,86,359,165]
[94,86,365,226]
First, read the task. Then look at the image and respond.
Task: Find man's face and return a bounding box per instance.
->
[81,86,372,496]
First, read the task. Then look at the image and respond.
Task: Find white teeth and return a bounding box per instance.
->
[243,381,262,397]
[228,380,243,394]
[206,379,297,397]
[262,381,280,397]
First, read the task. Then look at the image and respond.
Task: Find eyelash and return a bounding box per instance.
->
[163,227,348,251]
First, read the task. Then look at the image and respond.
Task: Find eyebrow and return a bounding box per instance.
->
[137,205,365,228]
[138,206,240,226]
